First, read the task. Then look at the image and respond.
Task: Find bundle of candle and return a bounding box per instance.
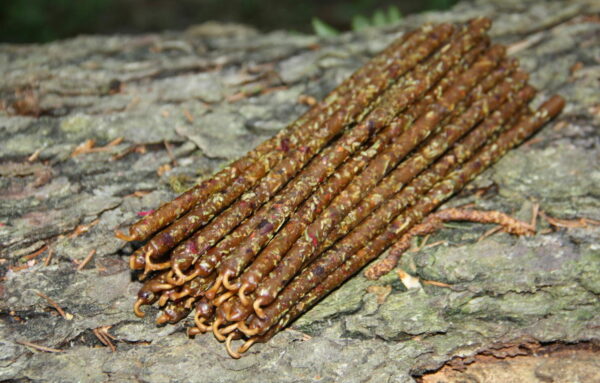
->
[116,17,564,358]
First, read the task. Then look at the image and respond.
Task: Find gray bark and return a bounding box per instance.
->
[1,0,599,381]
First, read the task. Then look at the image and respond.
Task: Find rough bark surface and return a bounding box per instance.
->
[1,0,599,381]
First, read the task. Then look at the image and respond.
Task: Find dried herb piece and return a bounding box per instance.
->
[118,17,565,360]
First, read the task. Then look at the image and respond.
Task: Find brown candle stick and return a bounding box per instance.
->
[118,18,566,360]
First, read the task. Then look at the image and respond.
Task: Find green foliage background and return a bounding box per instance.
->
[1,0,457,43]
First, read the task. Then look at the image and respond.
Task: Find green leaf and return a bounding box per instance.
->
[351,14,371,31]
[372,9,387,27]
[387,5,403,23]
[312,17,340,37]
